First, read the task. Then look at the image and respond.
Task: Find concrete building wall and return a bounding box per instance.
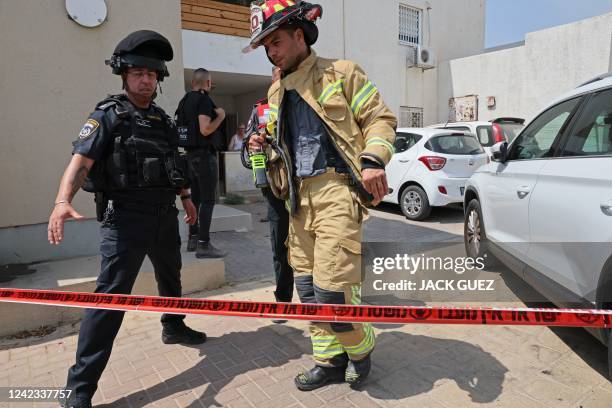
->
[437,13,612,124]
[0,0,185,228]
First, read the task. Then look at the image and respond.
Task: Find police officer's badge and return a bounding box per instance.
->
[79,119,100,140]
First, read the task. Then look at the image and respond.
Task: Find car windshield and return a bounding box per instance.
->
[498,122,524,143]
[425,134,484,155]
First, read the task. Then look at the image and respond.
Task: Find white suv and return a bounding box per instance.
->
[463,73,612,377]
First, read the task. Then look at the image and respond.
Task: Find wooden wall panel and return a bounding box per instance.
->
[181,0,251,38]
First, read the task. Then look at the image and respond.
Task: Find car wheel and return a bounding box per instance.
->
[400,186,432,221]
[464,199,496,268]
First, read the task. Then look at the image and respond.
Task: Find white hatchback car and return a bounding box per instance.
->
[463,72,612,377]
[383,128,488,220]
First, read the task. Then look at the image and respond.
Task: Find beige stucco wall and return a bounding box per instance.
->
[0,0,184,228]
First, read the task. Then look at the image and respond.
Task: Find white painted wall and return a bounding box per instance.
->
[182,29,271,75]
[438,13,612,124]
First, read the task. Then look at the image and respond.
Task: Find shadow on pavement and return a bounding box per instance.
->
[102,325,507,407]
[366,331,507,404]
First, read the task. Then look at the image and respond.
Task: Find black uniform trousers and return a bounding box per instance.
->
[187,148,218,243]
[66,202,185,399]
[262,188,294,302]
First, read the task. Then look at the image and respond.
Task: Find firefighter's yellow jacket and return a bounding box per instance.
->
[265,50,397,211]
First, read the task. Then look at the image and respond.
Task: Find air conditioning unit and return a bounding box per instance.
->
[416,46,436,69]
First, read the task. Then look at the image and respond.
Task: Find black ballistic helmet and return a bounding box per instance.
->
[106,30,173,81]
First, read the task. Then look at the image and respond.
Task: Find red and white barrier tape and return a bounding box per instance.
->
[0,288,610,328]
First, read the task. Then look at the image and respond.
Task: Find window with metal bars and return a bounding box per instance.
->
[399,106,424,128]
[399,4,421,46]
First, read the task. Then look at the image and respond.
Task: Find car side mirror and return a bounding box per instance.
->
[491,141,508,163]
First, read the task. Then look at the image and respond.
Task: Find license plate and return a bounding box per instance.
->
[460,187,465,196]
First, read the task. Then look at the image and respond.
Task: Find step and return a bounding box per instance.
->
[0,204,251,265]
[0,250,224,337]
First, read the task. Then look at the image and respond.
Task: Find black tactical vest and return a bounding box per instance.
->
[83,94,188,194]
[175,91,207,149]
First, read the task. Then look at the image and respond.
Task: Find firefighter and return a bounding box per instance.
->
[246,0,397,391]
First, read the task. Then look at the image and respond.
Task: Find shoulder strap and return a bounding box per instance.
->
[91,95,129,134]
[174,93,190,124]
[96,94,134,120]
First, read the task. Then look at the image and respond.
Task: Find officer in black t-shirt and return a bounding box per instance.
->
[176,68,226,258]
[47,31,206,408]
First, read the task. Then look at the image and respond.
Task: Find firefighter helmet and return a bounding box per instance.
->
[243,0,322,53]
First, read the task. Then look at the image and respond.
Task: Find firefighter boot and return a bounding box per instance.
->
[345,353,372,387]
[294,352,348,391]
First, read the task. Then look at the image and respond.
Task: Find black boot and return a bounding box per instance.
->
[195,241,226,259]
[187,234,198,252]
[162,323,207,345]
[294,353,348,391]
[345,353,372,387]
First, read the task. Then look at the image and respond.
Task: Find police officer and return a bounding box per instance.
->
[175,68,226,258]
[47,30,206,408]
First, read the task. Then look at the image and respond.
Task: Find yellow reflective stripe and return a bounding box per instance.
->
[317,79,344,104]
[312,339,340,345]
[351,81,377,115]
[266,104,278,135]
[313,349,345,358]
[312,336,339,341]
[313,346,343,352]
[344,324,375,355]
[351,285,361,305]
[266,121,276,136]
[273,3,284,12]
[312,334,338,340]
[366,137,395,156]
[312,336,343,357]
